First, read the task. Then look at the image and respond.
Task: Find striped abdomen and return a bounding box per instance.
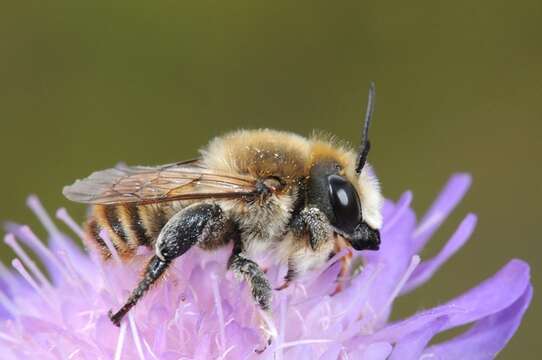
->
[85,204,169,260]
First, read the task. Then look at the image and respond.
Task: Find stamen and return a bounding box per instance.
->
[129,313,146,360]
[293,309,308,334]
[259,309,278,340]
[12,259,50,305]
[210,272,226,353]
[217,345,235,360]
[0,332,18,344]
[55,250,88,296]
[68,349,81,359]
[56,208,85,239]
[99,229,121,263]
[27,195,77,254]
[5,234,51,289]
[0,291,18,316]
[143,339,159,360]
[274,296,287,360]
[114,322,127,360]
[0,256,19,289]
[27,195,61,236]
[16,226,71,281]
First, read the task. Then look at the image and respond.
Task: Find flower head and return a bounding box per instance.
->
[0,174,532,359]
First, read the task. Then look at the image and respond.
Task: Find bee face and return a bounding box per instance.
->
[308,160,381,251]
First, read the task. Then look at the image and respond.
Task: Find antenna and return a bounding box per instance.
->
[355,82,376,174]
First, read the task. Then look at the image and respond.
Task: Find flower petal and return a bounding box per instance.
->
[367,259,530,342]
[360,210,417,321]
[422,284,532,359]
[389,316,447,360]
[358,342,393,359]
[381,191,413,233]
[27,195,85,259]
[438,259,530,331]
[402,213,477,294]
[317,343,342,360]
[412,174,471,252]
[0,185,531,359]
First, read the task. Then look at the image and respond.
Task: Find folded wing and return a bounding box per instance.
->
[63,160,258,205]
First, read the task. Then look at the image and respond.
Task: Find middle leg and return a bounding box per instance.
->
[227,242,272,311]
[227,241,275,350]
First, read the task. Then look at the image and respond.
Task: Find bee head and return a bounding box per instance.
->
[308,161,380,251]
[307,82,381,251]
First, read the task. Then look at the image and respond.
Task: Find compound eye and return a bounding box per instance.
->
[328,175,361,234]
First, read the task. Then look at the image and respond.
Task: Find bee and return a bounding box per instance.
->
[63,83,383,330]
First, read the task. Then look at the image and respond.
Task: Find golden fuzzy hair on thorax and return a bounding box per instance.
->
[201,129,312,182]
[202,129,361,179]
[201,129,382,229]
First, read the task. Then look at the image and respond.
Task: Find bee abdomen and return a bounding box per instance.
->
[86,204,155,260]
[84,217,116,259]
[117,204,153,247]
[84,204,173,260]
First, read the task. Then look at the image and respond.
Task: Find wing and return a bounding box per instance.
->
[63,159,259,205]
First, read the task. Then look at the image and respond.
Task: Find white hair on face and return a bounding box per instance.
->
[357,163,383,229]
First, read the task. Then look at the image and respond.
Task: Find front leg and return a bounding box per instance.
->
[278,207,332,289]
[290,207,332,251]
[109,203,233,326]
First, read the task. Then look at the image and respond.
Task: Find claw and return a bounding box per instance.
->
[330,282,344,297]
[275,281,290,291]
[331,241,353,296]
[108,309,122,327]
[255,310,276,354]
[254,336,273,354]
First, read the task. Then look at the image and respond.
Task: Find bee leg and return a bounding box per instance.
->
[228,245,272,312]
[275,260,297,291]
[228,243,275,351]
[290,207,331,251]
[109,203,233,326]
[108,256,169,326]
[277,208,331,291]
[331,249,353,296]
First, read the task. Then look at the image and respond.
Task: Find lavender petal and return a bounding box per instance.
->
[402,213,477,294]
[367,259,530,343]
[423,285,533,359]
[389,316,448,360]
[412,174,471,252]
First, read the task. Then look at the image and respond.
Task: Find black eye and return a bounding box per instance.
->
[328,175,361,234]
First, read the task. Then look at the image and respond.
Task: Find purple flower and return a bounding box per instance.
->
[0,174,531,359]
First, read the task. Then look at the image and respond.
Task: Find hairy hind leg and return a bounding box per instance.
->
[109,203,234,326]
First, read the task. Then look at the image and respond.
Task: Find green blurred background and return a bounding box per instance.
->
[1,1,540,357]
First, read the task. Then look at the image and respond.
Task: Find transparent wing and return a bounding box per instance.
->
[63,159,258,205]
